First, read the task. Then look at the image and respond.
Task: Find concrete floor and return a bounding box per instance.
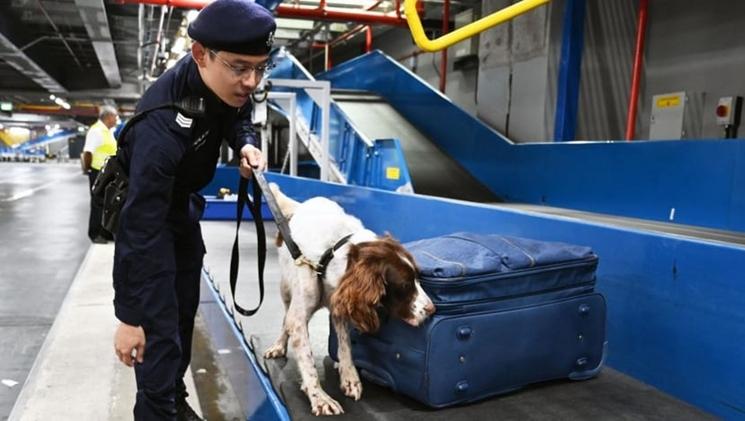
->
[0,163,91,420]
[1,163,200,420]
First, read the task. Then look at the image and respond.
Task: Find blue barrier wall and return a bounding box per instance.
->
[318,51,745,234]
[269,51,413,191]
[262,173,745,420]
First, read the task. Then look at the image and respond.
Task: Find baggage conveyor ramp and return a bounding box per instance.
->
[199,221,715,421]
[330,90,499,203]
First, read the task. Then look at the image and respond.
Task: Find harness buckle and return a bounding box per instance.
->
[294,255,317,271]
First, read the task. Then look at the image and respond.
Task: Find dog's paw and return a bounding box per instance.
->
[263,342,287,359]
[308,389,344,416]
[338,362,362,400]
[340,375,363,401]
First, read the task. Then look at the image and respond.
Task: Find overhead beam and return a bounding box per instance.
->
[0,32,66,93]
[75,0,123,88]
[0,82,142,102]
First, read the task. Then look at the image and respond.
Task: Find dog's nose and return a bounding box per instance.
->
[424,301,435,315]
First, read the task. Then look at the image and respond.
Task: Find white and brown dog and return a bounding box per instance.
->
[263,184,435,415]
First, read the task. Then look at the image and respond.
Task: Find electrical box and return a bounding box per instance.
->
[649,91,704,140]
[452,9,479,71]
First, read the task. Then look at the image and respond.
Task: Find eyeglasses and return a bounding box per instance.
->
[208,49,274,79]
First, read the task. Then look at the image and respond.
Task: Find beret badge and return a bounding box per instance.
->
[266,31,275,48]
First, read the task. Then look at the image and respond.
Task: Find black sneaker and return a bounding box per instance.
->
[91,235,108,244]
[176,399,204,421]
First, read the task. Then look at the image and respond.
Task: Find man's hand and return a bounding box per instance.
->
[114,323,146,367]
[239,144,266,178]
[80,151,92,174]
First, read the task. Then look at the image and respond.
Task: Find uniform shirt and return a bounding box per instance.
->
[113,54,259,326]
[82,121,109,153]
[84,120,117,170]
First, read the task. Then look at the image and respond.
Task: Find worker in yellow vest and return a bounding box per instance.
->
[82,105,119,243]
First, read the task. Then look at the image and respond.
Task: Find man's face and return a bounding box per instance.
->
[194,43,269,108]
[103,114,118,129]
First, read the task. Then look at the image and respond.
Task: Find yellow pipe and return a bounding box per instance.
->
[405,0,550,52]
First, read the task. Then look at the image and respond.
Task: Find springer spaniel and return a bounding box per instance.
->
[263,184,435,416]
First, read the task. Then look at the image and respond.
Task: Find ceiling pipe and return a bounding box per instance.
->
[117,0,408,26]
[149,5,168,77]
[276,4,407,26]
[36,0,84,69]
[117,0,211,8]
[365,25,372,52]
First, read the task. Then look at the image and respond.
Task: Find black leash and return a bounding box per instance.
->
[252,171,302,260]
[227,170,352,316]
[229,173,266,316]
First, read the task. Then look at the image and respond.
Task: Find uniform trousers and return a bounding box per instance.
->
[130,196,206,420]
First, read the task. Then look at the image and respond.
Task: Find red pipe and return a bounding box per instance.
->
[625,0,648,141]
[365,25,372,52]
[439,0,449,93]
[117,0,407,26]
[276,5,407,26]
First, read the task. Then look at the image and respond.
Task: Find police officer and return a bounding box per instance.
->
[82,105,118,243]
[111,1,275,419]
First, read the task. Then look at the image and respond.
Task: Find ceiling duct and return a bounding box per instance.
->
[75,0,123,88]
[0,32,66,93]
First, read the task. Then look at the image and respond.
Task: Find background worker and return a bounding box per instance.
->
[81,104,118,243]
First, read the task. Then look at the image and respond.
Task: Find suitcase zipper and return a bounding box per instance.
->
[420,257,598,287]
[432,283,597,314]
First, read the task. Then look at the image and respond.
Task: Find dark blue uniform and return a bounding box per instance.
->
[113,54,257,420]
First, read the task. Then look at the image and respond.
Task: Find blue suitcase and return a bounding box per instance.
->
[329,232,607,408]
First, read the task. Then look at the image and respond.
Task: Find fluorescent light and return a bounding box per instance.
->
[171,37,186,54]
[186,10,199,23]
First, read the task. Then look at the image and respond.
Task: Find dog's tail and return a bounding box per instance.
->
[269,182,299,218]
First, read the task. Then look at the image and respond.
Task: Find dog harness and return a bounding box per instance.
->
[314,233,355,283]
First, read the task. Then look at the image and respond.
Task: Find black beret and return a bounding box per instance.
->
[188,0,276,55]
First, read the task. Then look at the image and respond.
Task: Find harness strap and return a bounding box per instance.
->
[316,233,355,283]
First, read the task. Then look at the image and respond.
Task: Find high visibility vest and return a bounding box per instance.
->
[90,120,117,171]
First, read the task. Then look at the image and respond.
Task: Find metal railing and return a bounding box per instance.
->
[404,0,550,52]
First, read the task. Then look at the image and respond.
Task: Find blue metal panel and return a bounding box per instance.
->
[261,173,745,419]
[554,0,586,141]
[202,270,290,421]
[268,51,413,191]
[203,197,273,221]
[319,51,745,234]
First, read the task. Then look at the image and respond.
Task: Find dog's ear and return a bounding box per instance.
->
[330,244,385,333]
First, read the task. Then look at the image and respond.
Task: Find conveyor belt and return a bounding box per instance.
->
[199,222,716,421]
[497,203,745,246]
[332,91,500,203]
[331,91,745,247]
